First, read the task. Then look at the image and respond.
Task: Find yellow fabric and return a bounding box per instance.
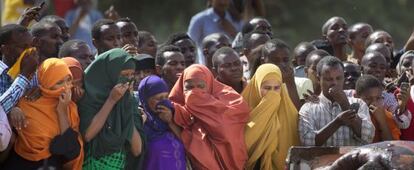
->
[7,47,36,80]
[1,0,32,26]
[242,64,300,170]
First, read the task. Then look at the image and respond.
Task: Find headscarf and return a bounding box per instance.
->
[15,58,83,169]
[169,64,249,170]
[138,75,171,140]
[242,63,300,170]
[396,50,414,75]
[138,75,186,170]
[62,57,83,81]
[78,48,145,168]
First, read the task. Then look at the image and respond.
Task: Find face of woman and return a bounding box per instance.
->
[119,69,135,79]
[147,92,169,113]
[260,79,281,97]
[50,74,73,90]
[184,78,207,92]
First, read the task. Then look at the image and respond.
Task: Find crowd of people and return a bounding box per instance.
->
[1,0,414,169]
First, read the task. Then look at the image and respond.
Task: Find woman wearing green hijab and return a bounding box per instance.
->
[78,48,145,170]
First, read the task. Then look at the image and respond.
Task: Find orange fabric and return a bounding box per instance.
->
[14,58,83,169]
[169,64,250,170]
[371,110,401,142]
[62,57,83,81]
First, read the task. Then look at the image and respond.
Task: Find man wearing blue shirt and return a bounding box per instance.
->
[188,0,243,64]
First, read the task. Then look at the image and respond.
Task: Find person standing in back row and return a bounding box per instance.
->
[188,0,243,56]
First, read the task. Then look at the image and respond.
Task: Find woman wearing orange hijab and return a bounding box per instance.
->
[3,58,83,170]
[242,64,299,170]
[169,64,250,170]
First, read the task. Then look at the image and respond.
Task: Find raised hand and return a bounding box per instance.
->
[396,83,410,114]
[20,49,39,79]
[104,5,120,21]
[328,86,350,109]
[17,2,45,27]
[157,105,173,124]
[122,44,139,56]
[56,88,72,113]
[369,103,387,125]
[109,83,129,103]
[335,109,357,127]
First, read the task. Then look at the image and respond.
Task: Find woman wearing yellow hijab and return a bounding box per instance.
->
[242,63,300,170]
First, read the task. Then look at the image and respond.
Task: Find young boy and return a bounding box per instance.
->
[354,75,400,142]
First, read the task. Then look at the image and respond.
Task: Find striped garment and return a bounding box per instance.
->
[299,93,375,146]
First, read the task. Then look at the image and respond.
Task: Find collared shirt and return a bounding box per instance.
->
[299,94,375,146]
[0,61,31,114]
[188,8,243,64]
[0,106,11,151]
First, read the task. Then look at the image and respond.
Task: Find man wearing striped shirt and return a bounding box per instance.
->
[299,56,375,146]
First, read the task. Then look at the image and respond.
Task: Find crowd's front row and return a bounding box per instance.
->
[2,47,411,170]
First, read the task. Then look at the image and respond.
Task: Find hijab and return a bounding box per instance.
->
[242,63,300,170]
[138,75,171,140]
[78,48,145,167]
[15,58,83,169]
[169,64,249,170]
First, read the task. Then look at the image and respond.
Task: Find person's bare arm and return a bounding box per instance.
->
[129,127,142,156]
[315,110,355,146]
[282,66,301,109]
[314,119,341,146]
[404,29,414,51]
[83,83,129,142]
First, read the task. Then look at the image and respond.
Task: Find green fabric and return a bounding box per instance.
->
[83,151,126,170]
[78,48,146,169]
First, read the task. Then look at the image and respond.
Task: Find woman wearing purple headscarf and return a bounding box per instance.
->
[138,75,186,170]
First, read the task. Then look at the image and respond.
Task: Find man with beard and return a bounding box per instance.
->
[155,45,185,90]
[321,16,349,61]
[30,21,63,62]
[212,47,245,93]
[165,33,197,67]
[343,61,361,90]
